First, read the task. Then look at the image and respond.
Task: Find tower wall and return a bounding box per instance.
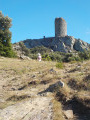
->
[55,17,67,37]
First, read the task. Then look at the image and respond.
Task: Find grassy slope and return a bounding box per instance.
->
[0,57,90,120]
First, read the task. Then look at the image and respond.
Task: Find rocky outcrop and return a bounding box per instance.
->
[22,36,90,53]
[19,55,32,60]
[23,37,54,49]
[0,97,53,120]
[74,39,89,52]
[13,17,90,53]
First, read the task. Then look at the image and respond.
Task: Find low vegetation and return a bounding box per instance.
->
[56,62,64,69]
[0,57,90,120]
[14,42,90,63]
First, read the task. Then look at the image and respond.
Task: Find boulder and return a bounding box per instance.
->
[20,55,31,60]
[63,110,73,119]
[47,81,64,92]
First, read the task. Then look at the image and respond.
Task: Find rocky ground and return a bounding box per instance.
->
[0,97,53,120]
[0,57,90,120]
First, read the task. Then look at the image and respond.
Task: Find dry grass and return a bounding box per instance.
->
[0,57,90,119]
[52,98,65,120]
[75,90,90,107]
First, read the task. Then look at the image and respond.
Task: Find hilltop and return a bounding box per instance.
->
[13,17,90,54]
[13,17,90,53]
[22,36,90,53]
[0,57,90,120]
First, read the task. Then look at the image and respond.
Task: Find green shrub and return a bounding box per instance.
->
[68,56,75,62]
[63,53,73,62]
[19,42,30,56]
[42,54,51,61]
[29,46,51,54]
[56,62,64,69]
[78,51,90,60]
[49,53,62,62]
[29,54,37,59]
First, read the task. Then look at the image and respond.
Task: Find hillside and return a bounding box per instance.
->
[17,36,90,53]
[0,57,90,120]
[12,42,90,63]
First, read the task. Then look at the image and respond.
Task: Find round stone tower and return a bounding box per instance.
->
[55,17,67,37]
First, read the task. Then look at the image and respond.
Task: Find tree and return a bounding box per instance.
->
[0,11,16,57]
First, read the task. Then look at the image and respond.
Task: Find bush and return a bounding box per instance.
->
[19,42,30,56]
[29,54,37,59]
[78,51,90,60]
[63,53,73,62]
[49,53,62,62]
[56,62,64,69]
[42,54,51,61]
[29,46,51,54]
[68,56,76,62]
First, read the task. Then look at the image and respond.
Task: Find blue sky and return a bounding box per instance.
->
[0,0,90,43]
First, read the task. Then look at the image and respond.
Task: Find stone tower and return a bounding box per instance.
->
[55,17,67,37]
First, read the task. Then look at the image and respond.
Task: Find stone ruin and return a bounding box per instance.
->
[55,17,67,37]
[22,17,90,53]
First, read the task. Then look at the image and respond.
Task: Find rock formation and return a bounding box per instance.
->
[18,18,90,53]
